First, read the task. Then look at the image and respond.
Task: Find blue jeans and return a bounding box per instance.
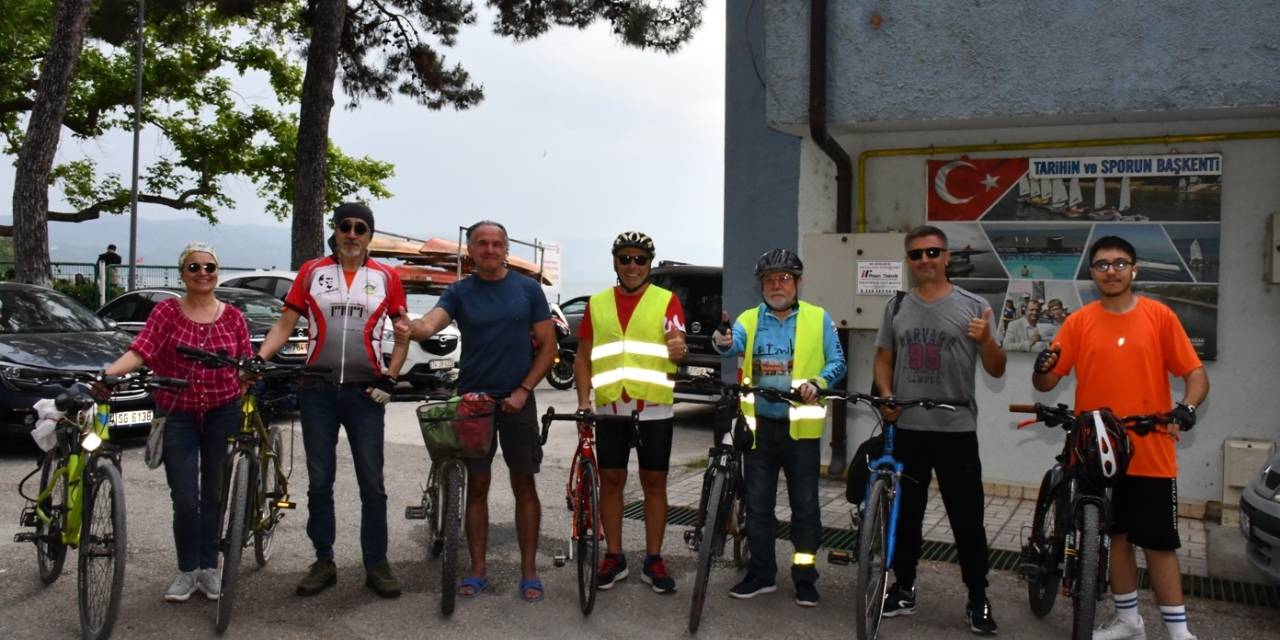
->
[299,384,387,567]
[744,416,822,584]
[161,401,241,573]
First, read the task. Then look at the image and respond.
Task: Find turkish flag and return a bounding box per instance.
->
[926,157,1029,221]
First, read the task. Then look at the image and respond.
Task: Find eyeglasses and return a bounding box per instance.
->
[616,255,649,266]
[338,221,369,235]
[761,273,796,285]
[907,247,945,261]
[1090,259,1132,273]
[185,262,218,274]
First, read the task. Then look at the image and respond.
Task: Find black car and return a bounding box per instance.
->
[556,295,590,351]
[649,261,724,400]
[0,283,154,437]
[98,287,310,365]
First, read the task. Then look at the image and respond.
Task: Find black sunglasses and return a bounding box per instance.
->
[907,247,945,261]
[338,221,369,235]
[185,262,218,274]
[616,255,649,266]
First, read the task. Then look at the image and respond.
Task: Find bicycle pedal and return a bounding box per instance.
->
[275,500,296,510]
[827,549,853,566]
[404,506,428,520]
[682,529,699,551]
[13,531,37,543]
[19,507,37,527]
[553,554,567,567]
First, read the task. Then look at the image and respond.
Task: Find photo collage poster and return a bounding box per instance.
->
[925,153,1220,359]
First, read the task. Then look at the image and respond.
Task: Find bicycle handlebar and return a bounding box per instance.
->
[539,407,641,446]
[176,345,330,379]
[1010,402,1174,437]
[816,388,969,412]
[670,372,808,404]
[13,367,189,391]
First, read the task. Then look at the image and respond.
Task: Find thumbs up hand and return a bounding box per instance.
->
[666,323,687,362]
[967,307,994,345]
[392,306,414,342]
[712,310,733,349]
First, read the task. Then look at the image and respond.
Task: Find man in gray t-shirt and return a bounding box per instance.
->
[872,226,1007,636]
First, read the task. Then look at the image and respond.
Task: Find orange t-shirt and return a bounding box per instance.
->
[1050,297,1202,478]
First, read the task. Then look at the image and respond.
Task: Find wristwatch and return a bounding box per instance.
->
[1178,402,1196,414]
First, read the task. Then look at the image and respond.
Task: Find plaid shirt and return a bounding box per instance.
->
[131,297,251,413]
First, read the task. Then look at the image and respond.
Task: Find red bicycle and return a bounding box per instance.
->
[539,407,640,615]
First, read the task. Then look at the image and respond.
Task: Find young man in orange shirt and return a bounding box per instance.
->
[1033,235,1209,640]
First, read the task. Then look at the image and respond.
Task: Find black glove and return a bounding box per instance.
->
[1169,403,1196,431]
[1033,346,1061,375]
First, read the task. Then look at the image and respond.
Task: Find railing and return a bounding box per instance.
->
[0,261,257,308]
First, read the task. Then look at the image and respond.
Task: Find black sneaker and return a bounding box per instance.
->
[728,574,777,599]
[597,553,629,590]
[966,596,999,636]
[794,581,819,607]
[641,555,676,594]
[881,582,916,617]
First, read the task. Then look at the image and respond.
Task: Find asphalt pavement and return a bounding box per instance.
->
[1,385,1276,639]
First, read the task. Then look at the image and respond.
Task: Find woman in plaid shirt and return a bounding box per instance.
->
[103,241,251,603]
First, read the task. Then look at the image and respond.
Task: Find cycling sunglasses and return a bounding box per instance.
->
[906,247,945,261]
[185,262,218,274]
[338,221,369,235]
[616,255,649,266]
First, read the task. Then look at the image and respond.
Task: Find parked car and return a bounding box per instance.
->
[556,295,589,351]
[217,270,298,300]
[0,283,154,437]
[648,261,724,401]
[97,287,310,365]
[379,293,460,395]
[1240,449,1280,583]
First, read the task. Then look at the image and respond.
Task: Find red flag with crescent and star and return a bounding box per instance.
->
[926,157,1030,221]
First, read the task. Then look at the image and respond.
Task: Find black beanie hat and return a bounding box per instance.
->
[333,202,374,232]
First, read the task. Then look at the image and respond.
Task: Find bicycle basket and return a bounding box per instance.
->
[1072,409,1131,487]
[416,393,496,459]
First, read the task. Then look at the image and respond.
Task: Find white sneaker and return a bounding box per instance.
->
[1093,614,1146,640]
[196,568,221,600]
[164,571,198,602]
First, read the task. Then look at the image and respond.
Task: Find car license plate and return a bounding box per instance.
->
[429,359,455,371]
[683,366,714,377]
[282,342,309,355]
[110,410,153,426]
[1240,509,1252,539]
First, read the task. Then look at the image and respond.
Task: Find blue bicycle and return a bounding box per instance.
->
[821,391,966,640]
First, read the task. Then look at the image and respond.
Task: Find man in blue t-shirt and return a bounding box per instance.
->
[398,220,556,603]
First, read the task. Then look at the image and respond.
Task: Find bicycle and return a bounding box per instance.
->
[820,390,967,640]
[675,373,807,634]
[176,346,317,633]
[405,393,500,616]
[14,368,187,640]
[1011,402,1171,640]
[539,406,641,615]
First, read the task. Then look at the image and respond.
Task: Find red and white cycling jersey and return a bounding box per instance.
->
[285,256,406,384]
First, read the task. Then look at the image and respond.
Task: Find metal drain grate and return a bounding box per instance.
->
[622,500,1280,609]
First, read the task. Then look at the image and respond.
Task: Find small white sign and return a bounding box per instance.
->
[857,261,903,295]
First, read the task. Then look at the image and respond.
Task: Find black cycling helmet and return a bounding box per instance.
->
[754,248,803,278]
[612,231,655,256]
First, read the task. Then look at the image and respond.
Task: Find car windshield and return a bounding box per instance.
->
[215,288,287,323]
[405,293,440,316]
[0,287,111,334]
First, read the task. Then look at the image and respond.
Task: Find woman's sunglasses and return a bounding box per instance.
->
[616,255,649,266]
[185,262,218,274]
[906,247,945,261]
[339,221,369,235]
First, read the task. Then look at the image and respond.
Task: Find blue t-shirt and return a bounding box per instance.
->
[436,271,551,395]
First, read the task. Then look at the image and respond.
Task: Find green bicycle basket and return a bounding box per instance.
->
[416,394,496,459]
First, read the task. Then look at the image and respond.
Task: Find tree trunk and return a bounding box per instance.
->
[11,0,93,287]
[290,0,347,269]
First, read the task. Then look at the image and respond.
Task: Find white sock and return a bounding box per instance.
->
[1113,591,1141,624]
[1160,604,1191,638]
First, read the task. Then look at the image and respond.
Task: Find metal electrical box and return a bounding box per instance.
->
[1223,439,1275,507]
[801,232,906,330]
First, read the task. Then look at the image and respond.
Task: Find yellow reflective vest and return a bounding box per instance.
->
[589,286,677,405]
[737,301,829,441]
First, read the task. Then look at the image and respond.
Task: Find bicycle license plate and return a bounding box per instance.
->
[282,342,309,355]
[429,359,455,371]
[110,409,153,426]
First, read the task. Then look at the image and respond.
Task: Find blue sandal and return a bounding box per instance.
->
[519,577,544,603]
[458,576,491,598]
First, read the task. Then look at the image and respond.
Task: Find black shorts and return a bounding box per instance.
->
[466,395,542,477]
[596,417,674,472]
[1110,475,1180,551]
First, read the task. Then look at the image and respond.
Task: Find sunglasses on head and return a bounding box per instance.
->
[338,221,369,235]
[616,255,649,266]
[185,262,218,274]
[907,247,945,261]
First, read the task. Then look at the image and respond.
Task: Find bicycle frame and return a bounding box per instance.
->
[563,424,600,557]
[32,402,117,548]
[864,421,906,570]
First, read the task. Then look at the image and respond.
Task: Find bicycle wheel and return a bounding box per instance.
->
[426,464,443,558]
[217,453,252,633]
[855,477,891,640]
[254,426,285,567]
[730,484,749,571]
[1026,470,1062,618]
[1071,503,1102,640]
[440,461,463,616]
[36,449,69,585]
[576,460,601,615]
[77,459,125,640]
[688,469,726,634]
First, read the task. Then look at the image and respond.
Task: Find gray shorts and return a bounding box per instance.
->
[466,394,542,476]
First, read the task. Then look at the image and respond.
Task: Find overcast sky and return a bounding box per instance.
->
[2,2,726,290]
